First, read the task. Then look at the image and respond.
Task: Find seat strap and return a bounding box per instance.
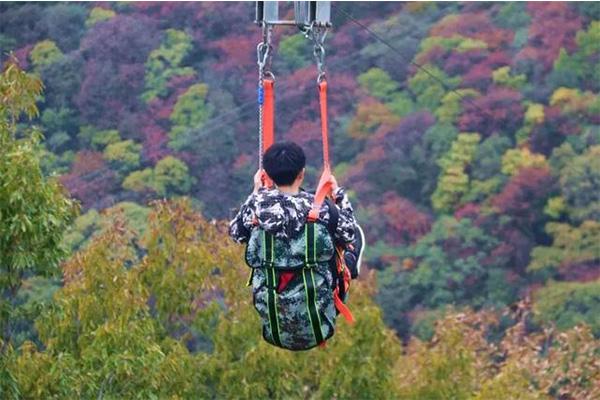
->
[263,231,281,347]
[303,223,324,344]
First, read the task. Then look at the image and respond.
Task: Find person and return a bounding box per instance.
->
[228,141,358,250]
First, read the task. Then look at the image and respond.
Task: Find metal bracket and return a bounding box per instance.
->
[255,1,331,29]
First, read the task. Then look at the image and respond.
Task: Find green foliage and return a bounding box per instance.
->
[103,139,142,174]
[471,135,512,181]
[549,142,577,173]
[408,64,459,111]
[142,29,195,103]
[420,34,486,54]
[431,133,480,213]
[493,2,531,30]
[501,147,548,176]
[40,107,78,152]
[77,126,121,150]
[544,196,566,219]
[62,208,101,251]
[123,156,194,196]
[168,83,214,151]
[358,67,400,100]
[532,280,600,337]
[5,200,404,399]
[528,221,600,275]
[435,89,478,125]
[122,168,155,193]
[559,146,600,223]
[550,22,600,90]
[29,40,64,69]
[378,217,501,334]
[0,61,77,350]
[357,68,416,117]
[85,6,116,28]
[153,155,194,196]
[492,66,526,89]
[278,34,310,70]
[517,102,545,144]
[63,202,150,254]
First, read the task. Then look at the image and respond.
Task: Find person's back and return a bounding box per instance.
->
[229,141,356,246]
[228,141,362,350]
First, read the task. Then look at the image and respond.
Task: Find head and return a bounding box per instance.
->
[263,141,306,187]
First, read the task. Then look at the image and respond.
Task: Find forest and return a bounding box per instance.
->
[0,2,599,399]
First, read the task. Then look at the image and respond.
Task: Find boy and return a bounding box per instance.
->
[229,141,358,251]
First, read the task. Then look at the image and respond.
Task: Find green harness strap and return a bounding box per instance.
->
[263,231,282,347]
[304,223,324,344]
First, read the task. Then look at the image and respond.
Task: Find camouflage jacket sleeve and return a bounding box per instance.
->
[228,192,256,243]
[330,187,356,244]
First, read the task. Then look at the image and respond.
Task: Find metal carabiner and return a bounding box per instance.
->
[257,23,274,73]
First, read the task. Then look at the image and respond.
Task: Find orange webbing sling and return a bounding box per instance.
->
[308,79,333,223]
[263,78,275,152]
[261,78,275,188]
[308,79,354,324]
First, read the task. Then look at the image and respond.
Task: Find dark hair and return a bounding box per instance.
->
[263,141,306,186]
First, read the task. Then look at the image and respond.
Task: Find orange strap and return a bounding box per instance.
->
[334,290,354,324]
[263,78,275,152]
[262,78,275,188]
[308,80,333,221]
[318,80,330,167]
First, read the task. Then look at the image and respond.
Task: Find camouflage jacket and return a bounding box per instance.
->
[228,186,356,244]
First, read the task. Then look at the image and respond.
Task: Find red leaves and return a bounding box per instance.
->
[492,166,554,218]
[60,151,117,209]
[379,192,432,245]
[458,87,524,137]
[210,34,256,75]
[517,2,582,72]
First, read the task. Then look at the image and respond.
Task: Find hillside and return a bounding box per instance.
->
[0,2,599,398]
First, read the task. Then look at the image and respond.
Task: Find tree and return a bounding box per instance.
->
[458,88,524,138]
[0,61,77,354]
[85,6,116,28]
[76,15,159,129]
[122,156,194,197]
[153,155,194,196]
[168,83,214,152]
[103,139,142,175]
[532,280,600,337]
[431,132,480,213]
[377,216,503,336]
[435,89,478,125]
[492,66,526,89]
[516,2,582,73]
[358,67,400,101]
[501,147,548,176]
[5,200,404,399]
[278,33,311,71]
[141,29,196,103]
[560,146,600,223]
[528,221,600,279]
[549,21,600,91]
[29,40,64,70]
[408,65,459,110]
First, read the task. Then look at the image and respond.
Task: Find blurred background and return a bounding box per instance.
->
[1,2,598,398]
